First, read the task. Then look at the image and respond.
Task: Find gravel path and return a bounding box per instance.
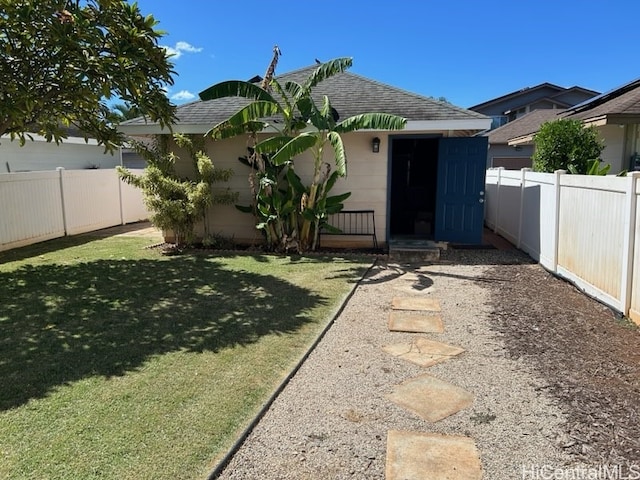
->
[216,249,581,479]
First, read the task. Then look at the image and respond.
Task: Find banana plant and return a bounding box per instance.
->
[200,57,406,251]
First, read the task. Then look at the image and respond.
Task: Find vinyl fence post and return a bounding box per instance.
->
[620,172,639,318]
[550,169,566,273]
[117,169,125,225]
[57,167,68,236]
[494,167,504,234]
[517,168,531,249]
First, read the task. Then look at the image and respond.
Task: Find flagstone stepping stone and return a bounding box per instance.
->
[382,337,465,367]
[386,374,473,422]
[386,430,482,480]
[391,273,435,294]
[388,311,444,333]
[392,296,440,311]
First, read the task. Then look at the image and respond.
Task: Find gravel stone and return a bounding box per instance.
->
[215,251,585,479]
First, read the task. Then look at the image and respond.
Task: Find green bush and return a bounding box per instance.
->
[532,119,604,174]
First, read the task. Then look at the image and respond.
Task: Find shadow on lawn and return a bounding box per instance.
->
[0,255,328,411]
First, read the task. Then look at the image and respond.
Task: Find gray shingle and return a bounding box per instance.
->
[487,110,564,144]
[564,80,640,121]
[122,64,486,127]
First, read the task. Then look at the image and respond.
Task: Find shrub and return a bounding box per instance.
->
[532,119,604,174]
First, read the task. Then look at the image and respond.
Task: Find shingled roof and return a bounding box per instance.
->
[487,109,564,144]
[504,78,640,146]
[121,64,488,133]
[563,78,640,124]
[469,82,599,111]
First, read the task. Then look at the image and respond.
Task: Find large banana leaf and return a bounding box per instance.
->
[304,57,353,91]
[325,191,351,207]
[254,136,294,155]
[286,168,306,194]
[199,80,277,103]
[206,121,266,140]
[327,131,346,176]
[207,101,282,138]
[270,133,319,166]
[283,81,304,102]
[335,113,406,133]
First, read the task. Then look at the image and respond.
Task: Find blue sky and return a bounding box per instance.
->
[133,0,638,109]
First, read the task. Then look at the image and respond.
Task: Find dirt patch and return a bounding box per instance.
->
[484,262,640,465]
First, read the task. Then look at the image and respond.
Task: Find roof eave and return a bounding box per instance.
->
[508,134,535,146]
[119,118,493,136]
[403,119,491,131]
[581,114,640,127]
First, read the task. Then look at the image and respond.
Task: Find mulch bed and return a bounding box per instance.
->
[484,262,640,466]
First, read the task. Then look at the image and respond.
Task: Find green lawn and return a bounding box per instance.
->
[0,235,371,479]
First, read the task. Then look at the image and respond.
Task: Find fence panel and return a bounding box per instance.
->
[520,172,557,268]
[0,171,65,251]
[484,170,499,229]
[486,169,640,322]
[120,169,150,224]
[630,177,640,323]
[557,176,628,310]
[495,170,522,244]
[61,169,123,236]
[1,169,148,252]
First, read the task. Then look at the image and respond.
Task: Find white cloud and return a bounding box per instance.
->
[171,90,196,102]
[175,41,202,53]
[162,41,203,60]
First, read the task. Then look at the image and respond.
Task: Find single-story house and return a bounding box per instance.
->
[120,64,492,247]
[0,130,121,173]
[508,77,640,174]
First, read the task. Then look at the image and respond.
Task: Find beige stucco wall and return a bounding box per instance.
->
[599,124,626,174]
[164,129,464,247]
[176,132,393,246]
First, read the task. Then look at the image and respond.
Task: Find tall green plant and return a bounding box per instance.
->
[200,55,406,251]
[532,119,605,174]
[118,134,238,246]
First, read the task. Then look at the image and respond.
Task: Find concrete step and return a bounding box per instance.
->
[388,245,441,262]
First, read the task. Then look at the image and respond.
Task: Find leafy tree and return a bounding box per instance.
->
[200,55,406,251]
[532,119,605,174]
[118,135,238,247]
[0,0,176,150]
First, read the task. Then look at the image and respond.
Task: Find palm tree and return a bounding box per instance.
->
[200,56,406,251]
[110,103,142,122]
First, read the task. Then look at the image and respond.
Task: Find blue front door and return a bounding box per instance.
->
[434,137,487,244]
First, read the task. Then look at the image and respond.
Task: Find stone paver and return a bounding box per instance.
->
[388,311,444,333]
[391,296,441,311]
[386,430,482,480]
[386,373,474,422]
[382,337,465,368]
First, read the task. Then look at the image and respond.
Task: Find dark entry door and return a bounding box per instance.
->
[389,138,439,237]
[434,137,487,243]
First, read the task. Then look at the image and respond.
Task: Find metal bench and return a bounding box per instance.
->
[319,210,378,249]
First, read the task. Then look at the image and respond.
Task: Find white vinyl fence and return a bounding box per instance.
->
[0,168,149,252]
[486,168,640,324]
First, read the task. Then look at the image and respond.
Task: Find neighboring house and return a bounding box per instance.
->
[470,82,599,130]
[485,109,563,169]
[0,133,121,173]
[508,78,640,173]
[120,65,491,246]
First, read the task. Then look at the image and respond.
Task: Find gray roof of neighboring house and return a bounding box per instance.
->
[563,78,640,121]
[487,109,564,144]
[122,65,487,128]
[469,82,599,111]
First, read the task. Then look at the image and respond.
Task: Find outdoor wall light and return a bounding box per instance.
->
[372,137,381,153]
